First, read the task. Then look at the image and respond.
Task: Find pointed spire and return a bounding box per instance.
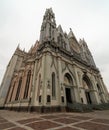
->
[64,32,68,38]
[17,43,20,49]
[23,48,25,52]
[79,38,88,48]
[40,8,57,44]
[79,38,82,44]
[35,40,39,46]
[42,8,56,26]
[15,43,20,53]
[57,25,63,33]
[68,28,75,39]
[14,43,23,55]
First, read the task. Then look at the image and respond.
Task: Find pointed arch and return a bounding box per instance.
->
[82,75,93,90]
[82,74,93,104]
[64,73,74,104]
[62,64,76,86]
[15,77,22,100]
[64,73,73,86]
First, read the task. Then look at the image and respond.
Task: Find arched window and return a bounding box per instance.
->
[52,72,56,97]
[82,75,92,104]
[23,70,31,99]
[82,79,89,90]
[64,73,73,86]
[15,77,22,100]
[37,74,41,100]
[83,76,92,90]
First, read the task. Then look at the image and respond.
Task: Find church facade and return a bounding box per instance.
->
[0,8,109,112]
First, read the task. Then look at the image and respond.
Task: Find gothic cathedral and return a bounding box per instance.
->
[0,8,109,112]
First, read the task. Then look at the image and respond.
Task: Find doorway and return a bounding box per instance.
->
[65,88,72,103]
[85,91,92,104]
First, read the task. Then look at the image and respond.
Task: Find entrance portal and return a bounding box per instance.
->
[82,75,93,104]
[85,91,92,104]
[65,88,72,103]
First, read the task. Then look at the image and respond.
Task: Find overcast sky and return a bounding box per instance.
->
[0,0,109,91]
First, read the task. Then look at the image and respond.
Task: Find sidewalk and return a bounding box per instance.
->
[0,110,109,130]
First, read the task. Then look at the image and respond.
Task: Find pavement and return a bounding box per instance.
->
[0,110,109,130]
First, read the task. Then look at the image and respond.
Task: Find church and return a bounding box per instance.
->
[0,8,109,112]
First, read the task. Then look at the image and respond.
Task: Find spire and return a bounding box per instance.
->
[42,8,56,26]
[79,38,88,48]
[57,25,63,34]
[68,28,75,39]
[17,43,20,49]
[23,48,25,52]
[40,8,57,44]
[15,43,20,53]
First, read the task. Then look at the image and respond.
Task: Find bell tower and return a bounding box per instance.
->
[40,8,57,44]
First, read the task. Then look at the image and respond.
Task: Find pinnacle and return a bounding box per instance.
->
[68,28,75,39]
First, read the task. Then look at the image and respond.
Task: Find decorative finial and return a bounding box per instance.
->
[23,48,25,52]
[16,43,20,49]
[70,28,72,31]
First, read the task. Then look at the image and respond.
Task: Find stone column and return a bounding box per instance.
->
[20,71,27,100]
[90,90,100,104]
[43,53,51,106]
[11,79,19,101]
[90,76,100,104]
[41,54,46,105]
[77,72,86,104]
[73,66,81,103]
[32,60,40,107]
[73,86,81,103]
[99,77,108,103]
[80,88,87,104]
[57,57,62,105]
[101,78,109,101]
